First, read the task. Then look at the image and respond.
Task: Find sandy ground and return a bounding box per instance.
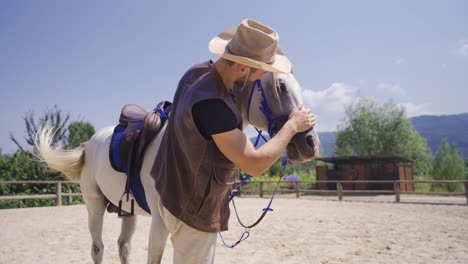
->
[0,197,467,264]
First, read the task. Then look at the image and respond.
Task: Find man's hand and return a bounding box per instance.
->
[285,104,316,133]
[212,104,316,177]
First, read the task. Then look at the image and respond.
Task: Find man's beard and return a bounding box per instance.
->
[234,74,254,90]
[234,78,251,88]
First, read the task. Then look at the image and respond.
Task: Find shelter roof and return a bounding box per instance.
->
[316,155,413,164]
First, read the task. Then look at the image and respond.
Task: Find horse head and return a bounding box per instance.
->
[237,72,320,163]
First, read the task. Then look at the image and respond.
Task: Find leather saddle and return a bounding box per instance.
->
[110,101,171,174]
[109,101,171,216]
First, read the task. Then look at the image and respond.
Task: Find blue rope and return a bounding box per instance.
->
[220,127,289,248]
[156,103,168,120]
[219,79,292,248]
[263,157,288,212]
[250,80,289,137]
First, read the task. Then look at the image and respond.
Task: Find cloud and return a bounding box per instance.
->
[398,102,433,117]
[302,82,358,112]
[456,40,468,56]
[377,82,406,96]
[301,82,434,132]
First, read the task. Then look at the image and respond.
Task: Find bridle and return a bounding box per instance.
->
[219,79,290,248]
[246,79,290,138]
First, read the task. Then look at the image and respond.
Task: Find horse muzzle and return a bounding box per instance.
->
[286,128,320,163]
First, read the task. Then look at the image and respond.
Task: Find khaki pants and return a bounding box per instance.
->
[156,196,218,264]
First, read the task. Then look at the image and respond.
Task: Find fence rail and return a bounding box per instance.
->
[1,180,467,206]
[0,180,81,206]
[234,179,468,205]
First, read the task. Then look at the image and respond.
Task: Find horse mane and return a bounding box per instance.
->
[272,73,280,99]
[272,68,295,100]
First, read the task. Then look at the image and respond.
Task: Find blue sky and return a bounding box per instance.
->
[1,0,467,154]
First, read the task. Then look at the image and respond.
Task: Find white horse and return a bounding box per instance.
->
[35,72,319,264]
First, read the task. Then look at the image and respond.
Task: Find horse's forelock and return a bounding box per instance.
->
[276,72,303,106]
[273,73,280,99]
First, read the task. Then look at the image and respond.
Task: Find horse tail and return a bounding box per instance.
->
[35,127,85,181]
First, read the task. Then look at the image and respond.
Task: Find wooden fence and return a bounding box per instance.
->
[1,180,467,206]
[0,180,81,206]
[234,180,468,205]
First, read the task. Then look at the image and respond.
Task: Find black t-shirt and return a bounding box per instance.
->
[192,99,238,140]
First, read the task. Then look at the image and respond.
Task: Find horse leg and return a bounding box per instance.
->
[118,215,137,264]
[140,127,170,263]
[81,161,108,264]
[142,174,169,263]
[147,210,169,264]
[85,195,108,264]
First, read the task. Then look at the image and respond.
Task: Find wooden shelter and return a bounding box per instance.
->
[316,155,414,192]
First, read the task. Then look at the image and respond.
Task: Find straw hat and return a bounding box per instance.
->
[208,19,292,73]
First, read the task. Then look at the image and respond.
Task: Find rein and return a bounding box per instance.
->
[219,79,290,248]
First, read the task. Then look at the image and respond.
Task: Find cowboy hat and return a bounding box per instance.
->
[208,19,292,73]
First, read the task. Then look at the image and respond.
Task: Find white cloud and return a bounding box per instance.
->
[377,82,406,96]
[302,82,358,112]
[300,82,434,132]
[398,102,433,117]
[456,40,468,56]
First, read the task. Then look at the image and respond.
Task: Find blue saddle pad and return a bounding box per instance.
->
[110,124,151,214]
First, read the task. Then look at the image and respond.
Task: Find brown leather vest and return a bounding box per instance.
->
[151,61,241,232]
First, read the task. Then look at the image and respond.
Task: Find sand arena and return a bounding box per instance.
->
[1,197,467,264]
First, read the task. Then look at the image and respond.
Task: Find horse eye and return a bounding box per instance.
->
[278,81,288,93]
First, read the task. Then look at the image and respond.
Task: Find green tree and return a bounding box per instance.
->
[1,106,94,208]
[267,159,282,177]
[0,144,86,209]
[447,145,465,191]
[10,105,70,152]
[465,160,468,179]
[9,106,96,153]
[0,151,56,208]
[431,138,450,181]
[432,138,465,191]
[335,98,432,175]
[67,121,95,149]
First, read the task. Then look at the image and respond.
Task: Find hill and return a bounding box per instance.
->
[410,113,468,157]
[252,113,468,158]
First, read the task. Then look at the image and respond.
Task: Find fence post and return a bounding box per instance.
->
[394,181,400,203]
[464,182,468,206]
[55,182,62,206]
[337,182,343,201]
[295,182,300,198]
[259,182,264,198]
[68,188,73,203]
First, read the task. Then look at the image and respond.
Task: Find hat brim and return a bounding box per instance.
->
[208,28,292,74]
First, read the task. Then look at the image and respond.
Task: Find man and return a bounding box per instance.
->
[150,19,315,263]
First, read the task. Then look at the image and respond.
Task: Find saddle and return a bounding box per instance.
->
[109,101,172,215]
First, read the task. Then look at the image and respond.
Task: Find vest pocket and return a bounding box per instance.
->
[195,165,236,220]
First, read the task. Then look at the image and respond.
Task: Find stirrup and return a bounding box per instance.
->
[118,192,135,217]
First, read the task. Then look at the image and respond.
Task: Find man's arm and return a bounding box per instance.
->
[212,105,315,176]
